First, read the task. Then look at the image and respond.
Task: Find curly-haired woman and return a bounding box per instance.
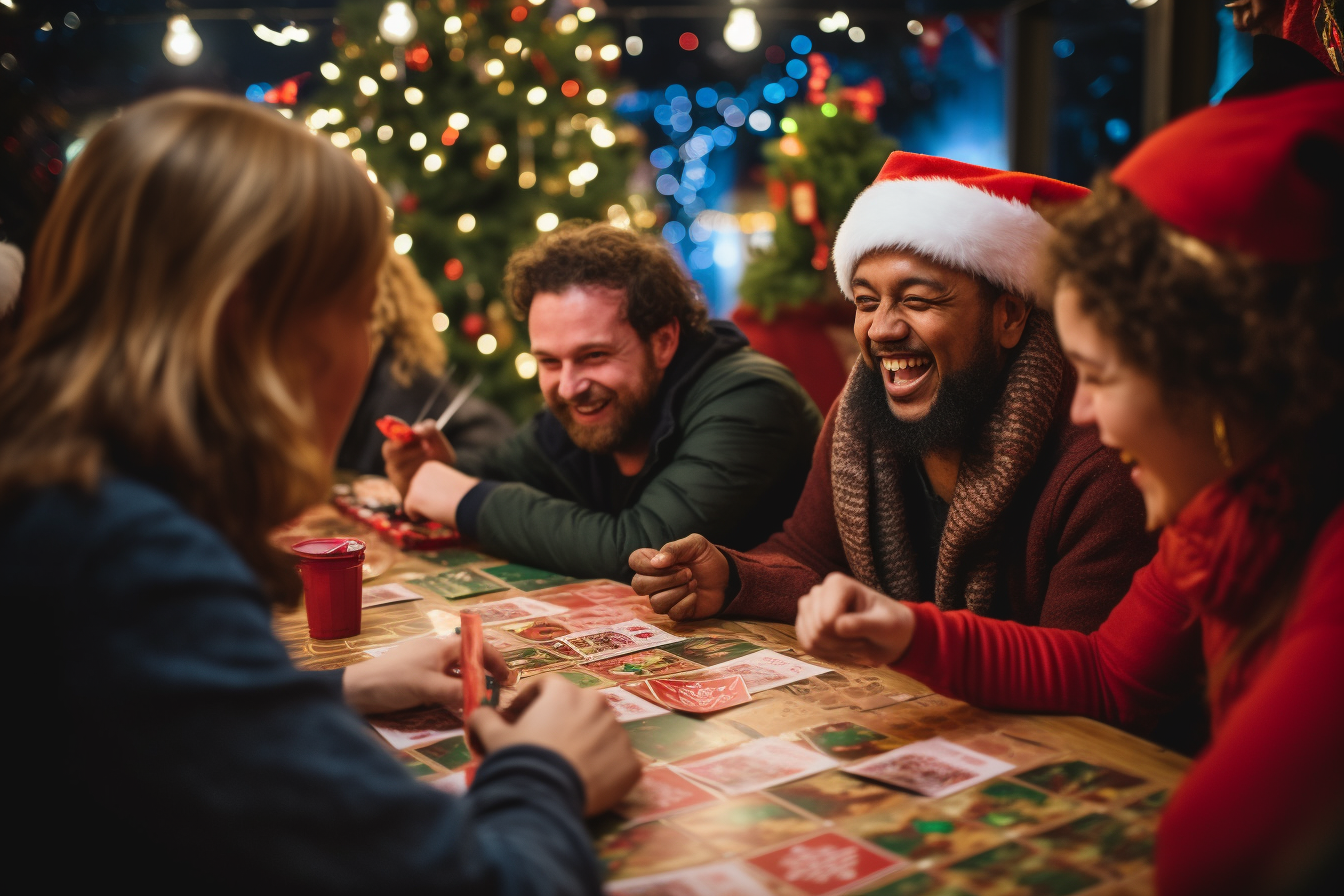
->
[0,91,637,890]
[796,81,1344,895]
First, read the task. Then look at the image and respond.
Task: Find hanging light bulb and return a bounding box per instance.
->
[378,2,418,46]
[723,9,761,53]
[163,15,202,66]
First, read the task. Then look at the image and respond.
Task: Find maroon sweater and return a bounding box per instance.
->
[723,379,1157,632]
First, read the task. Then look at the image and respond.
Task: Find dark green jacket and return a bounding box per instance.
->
[456,322,822,581]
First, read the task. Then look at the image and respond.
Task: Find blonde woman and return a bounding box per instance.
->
[0,91,636,890]
[336,249,514,475]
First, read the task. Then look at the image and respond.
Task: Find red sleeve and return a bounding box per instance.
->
[722,404,852,622]
[894,542,1202,728]
[1155,516,1344,896]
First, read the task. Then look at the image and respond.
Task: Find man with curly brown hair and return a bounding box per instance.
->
[384,223,822,581]
[631,153,1158,636]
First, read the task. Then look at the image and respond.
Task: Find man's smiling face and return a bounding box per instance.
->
[850,249,1028,454]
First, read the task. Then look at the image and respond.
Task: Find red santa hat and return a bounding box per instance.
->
[832,152,1089,302]
[1112,79,1344,263]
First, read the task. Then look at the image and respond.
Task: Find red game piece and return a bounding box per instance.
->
[376,415,415,442]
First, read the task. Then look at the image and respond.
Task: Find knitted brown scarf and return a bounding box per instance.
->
[831,310,1065,614]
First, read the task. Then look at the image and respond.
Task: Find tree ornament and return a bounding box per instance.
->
[462,312,486,339]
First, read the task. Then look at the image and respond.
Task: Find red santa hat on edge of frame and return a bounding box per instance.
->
[1111,79,1344,264]
[831,152,1090,303]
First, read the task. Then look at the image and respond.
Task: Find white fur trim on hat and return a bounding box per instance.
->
[0,242,23,317]
[832,178,1053,302]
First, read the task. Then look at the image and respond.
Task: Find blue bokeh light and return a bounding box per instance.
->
[1053,39,1075,58]
[1104,118,1131,144]
[712,125,736,146]
[762,83,786,104]
[662,221,687,243]
[665,84,688,100]
[670,95,692,113]
[656,174,679,195]
[790,35,812,54]
[785,59,808,79]
[670,112,692,132]
[780,77,799,98]
[653,104,673,125]
[673,185,698,205]
[723,105,747,127]
[695,87,718,108]
[245,84,267,103]
[689,246,714,270]
[649,146,676,168]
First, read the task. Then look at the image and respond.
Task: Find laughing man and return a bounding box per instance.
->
[630,153,1156,632]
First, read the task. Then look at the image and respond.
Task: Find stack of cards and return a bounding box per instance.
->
[625,676,753,715]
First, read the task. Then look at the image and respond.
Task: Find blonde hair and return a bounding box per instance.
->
[373,250,448,387]
[0,90,388,604]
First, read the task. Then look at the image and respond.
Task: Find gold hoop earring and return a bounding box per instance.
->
[1212,411,1234,470]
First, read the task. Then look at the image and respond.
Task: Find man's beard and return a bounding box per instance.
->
[854,336,1002,458]
[548,352,661,455]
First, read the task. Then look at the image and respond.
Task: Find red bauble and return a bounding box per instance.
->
[462,313,486,339]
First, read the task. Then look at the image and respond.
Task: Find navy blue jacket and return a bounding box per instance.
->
[12,476,599,892]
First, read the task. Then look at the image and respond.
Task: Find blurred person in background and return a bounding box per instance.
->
[336,249,514,475]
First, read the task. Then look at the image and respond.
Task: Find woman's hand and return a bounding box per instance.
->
[796,572,917,667]
[469,676,641,816]
[342,636,516,716]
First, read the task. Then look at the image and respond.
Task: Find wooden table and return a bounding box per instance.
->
[276,505,1188,896]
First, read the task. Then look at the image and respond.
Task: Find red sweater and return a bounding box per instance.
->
[896,473,1344,895]
[725,382,1156,632]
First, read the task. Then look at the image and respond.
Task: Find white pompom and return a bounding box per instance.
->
[0,242,23,316]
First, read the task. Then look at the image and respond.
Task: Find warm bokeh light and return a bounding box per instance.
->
[458,213,477,232]
[515,352,538,379]
[432,312,449,332]
[477,334,498,354]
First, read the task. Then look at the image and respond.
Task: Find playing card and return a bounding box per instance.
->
[769,769,912,820]
[745,831,907,896]
[557,603,645,630]
[496,616,574,642]
[480,562,581,592]
[584,649,702,680]
[595,820,721,881]
[942,841,1102,896]
[459,613,485,723]
[671,794,821,854]
[795,721,903,761]
[412,568,508,600]
[647,676,752,714]
[947,730,1062,769]
[557,668,609,688]
[465,596,570,626]
[675,737,839,796]
[499,644,571,674]
[605,861,774,896]
[844,737,1015,798]
[1014,760,1149,804]
[660,636,764,666]
[842,806,1004,864]
[658,649,833,694]
[931,778,1082,832]
[1026,812,1156,879]
[600,686,671,722]
[623,714,752,763]
[559,620,683,661]
[367,705,463,751]
[361,582,424,608]
[414,735,474,771]
[413,547,489,567]
[614,766,721,825]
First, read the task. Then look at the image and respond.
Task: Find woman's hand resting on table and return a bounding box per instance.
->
[470,676,642,816]
[343,635,516,716]
[796,572,918,667]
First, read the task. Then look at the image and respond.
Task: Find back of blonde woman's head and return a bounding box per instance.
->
[0,90,388,603]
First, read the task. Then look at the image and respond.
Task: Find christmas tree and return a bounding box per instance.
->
[736,59,896,321]
[307,1,646,419]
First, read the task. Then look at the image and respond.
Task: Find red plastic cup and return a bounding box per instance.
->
[292,537,367,640]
